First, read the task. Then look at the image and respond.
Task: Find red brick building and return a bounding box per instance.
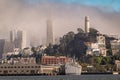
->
[41,56,70,65]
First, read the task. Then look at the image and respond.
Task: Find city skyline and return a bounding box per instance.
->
[0,0,120,45]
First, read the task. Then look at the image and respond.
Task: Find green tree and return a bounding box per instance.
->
[77,28,84,33]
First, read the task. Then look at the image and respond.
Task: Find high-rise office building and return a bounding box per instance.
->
[17,30,27,49]
[0,39,14,59]
[46,19,54,46]
[85,16,90,33]
[10,30,27,49]
[10,30,17,43]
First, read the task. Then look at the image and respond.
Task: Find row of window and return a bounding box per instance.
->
[0,66,40,69]
[42,59,65,62]
[42,59,66,61]
[42,61,65,63]
[0,70,39,73]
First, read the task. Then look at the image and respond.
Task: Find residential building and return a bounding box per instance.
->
[115,60,120,71]
[110,40,120,55]
[85,35,106,56]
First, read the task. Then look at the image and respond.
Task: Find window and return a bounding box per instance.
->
[3,70,8,74]
[11,66,13,68]
[30,70,35,74]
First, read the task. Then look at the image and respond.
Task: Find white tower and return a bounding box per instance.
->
[46,19,54,46]
[85,16,90,33]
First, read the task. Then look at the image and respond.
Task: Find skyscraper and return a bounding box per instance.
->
[17,30,27,49]
[10,30,27,49]
[85,16,90,33]
[10,30,17,43]
[46,19,54,46]
[0,39,14,59]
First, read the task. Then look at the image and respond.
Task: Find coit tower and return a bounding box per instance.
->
[46,19,54,46]
[85,16,90,33]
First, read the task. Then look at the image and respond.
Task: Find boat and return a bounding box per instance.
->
[113,71,119,75]
[65,62,82,75]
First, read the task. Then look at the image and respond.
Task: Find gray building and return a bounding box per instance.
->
[10,30,27,49]
[46,19,54,46]
[0,39,14,59]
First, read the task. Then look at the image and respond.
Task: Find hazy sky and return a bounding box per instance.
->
[0,0,120,45]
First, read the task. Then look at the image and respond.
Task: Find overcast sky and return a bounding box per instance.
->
[0,0,120,45]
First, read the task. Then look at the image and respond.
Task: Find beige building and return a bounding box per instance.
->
[110,40,120,55]
[0,63,41,75]
[85,34,106,56]
[86,42,106,56]
[41,65,60,75]
[0,63,61,75]
[115,60,120,71]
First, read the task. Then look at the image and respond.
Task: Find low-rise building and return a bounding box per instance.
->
[86,35,106,56]
[115,60,120,71]
[86,42,106,56]
[110,40,120,55]
[41,56,70,65]
[0,63,61,75]
[6,57,36,64]
[41,65,60,75]
[0,63,41,75]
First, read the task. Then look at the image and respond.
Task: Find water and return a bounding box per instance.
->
[0,75,120,80]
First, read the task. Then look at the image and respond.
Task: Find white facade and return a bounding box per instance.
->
[86,42,106,56]
[65,62,82,75]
